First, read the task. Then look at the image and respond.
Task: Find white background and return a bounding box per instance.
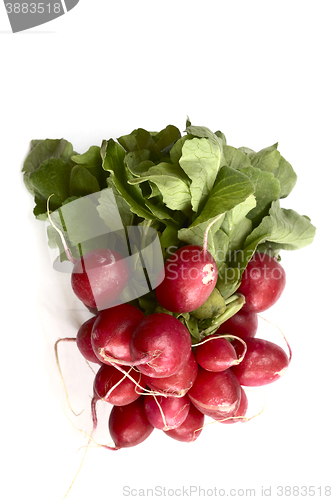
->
[1,1,332,499]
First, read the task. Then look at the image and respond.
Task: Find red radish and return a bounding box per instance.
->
[47,203,130,311]
[76,316,101,364]
[145,351,198,397]
[155,245,218,313]
[109,397,154,448]
[129,313,192,378]
[144,394,191,430]
[232,338,290,386]
[215,309,258,340]
[71,248,130,310]
[91,304,144,365]
[195,334,239,372]
[164,403,205,442]
[93,364,144,406]
[188,367,241,420]
[237,252,286,313]
[219,387,248,424]
[84,304,100,315]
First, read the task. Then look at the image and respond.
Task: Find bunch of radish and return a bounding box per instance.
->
[67,242,291,449]
[22,123,315,454]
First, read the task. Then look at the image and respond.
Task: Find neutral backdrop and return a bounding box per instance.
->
[1,2,332,500]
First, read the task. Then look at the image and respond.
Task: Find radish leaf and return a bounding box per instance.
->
[192,166,255,226]
[179,137,223,212]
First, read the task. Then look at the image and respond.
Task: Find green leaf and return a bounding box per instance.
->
[255,241,284,258]
[144,198,180,226]
[128,163,192,213]
[179,137,223,212]
[232,200,317,274]
[169,134,193,164]
[198,293,245,334]
[148,181,162,199]
[138,292,158,315]
[29,140,42,150]
[226,217,253,254]
[71,145,108,189]
[221,195,256,253]
[191,166,255,227]
[244,200,316,251]
[97,186,133,230]
[159,225,180,249]
[153,124,181,153]
[29,158,74,209]
[117,128,162,162]
[215,131,227,146]
[221,195,256,234]
[240,166,281,226]
[250,143,281,172]
[101,139,155,220]
[71,145,102,166]
[22,138,74,174]
[274,155,297,198]
[224,145,252,170]
[22,138,74,195]
[70,165,100,197]
[184,315,201,342]
[216,265,241,299]
[238,146,256,157]
[185,125,223,149]
[33,195,51,220]
[247,143,297,199]
[125,150,153,176]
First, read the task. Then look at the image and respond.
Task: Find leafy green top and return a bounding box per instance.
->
[22,119,315,304]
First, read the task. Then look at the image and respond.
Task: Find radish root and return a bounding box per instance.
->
[258,315,292,363]
[47,194,76,265]
[192,334,247,365]
[152,393,168,430]
[191,396,267,440]
[62,426,94,500]
[98,349,154,367]
[54,337,83,416]
[110,362,179,398]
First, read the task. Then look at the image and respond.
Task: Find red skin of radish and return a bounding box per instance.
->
[84,304,100,316]
[220,387,248,424]
[195,335,238,372]
[109,397,154,449]
[145,351,198,397]
[215,309,258,340]
[93,364,144,406]
[188,366,241,420]
[164,403,205,443]
[237,252,286,313]
[129,313,192,378]
[71,248,130,310]
[144,394,191,431]
[76,316,102,364]
[91,303,144,365]
[155,245,218,313]
[232,338,289,386]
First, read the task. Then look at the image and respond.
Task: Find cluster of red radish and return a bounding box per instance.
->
[65,243,290,449]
